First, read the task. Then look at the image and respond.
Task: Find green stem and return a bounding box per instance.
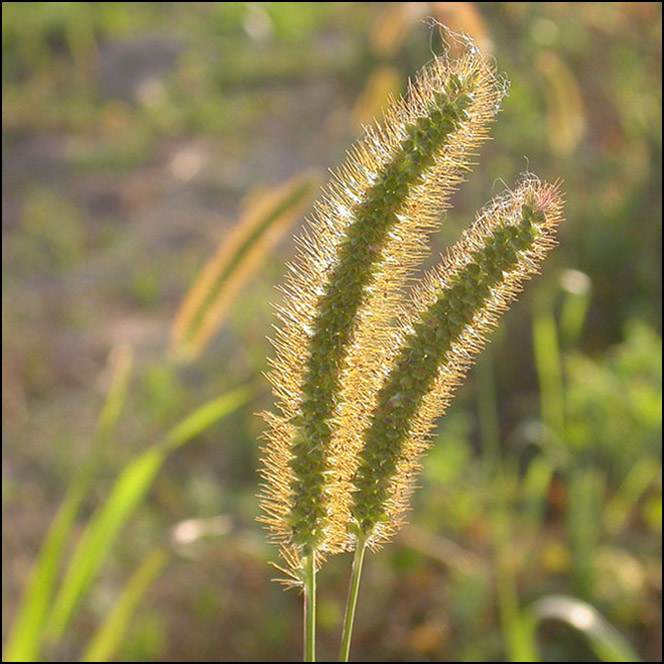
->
[339,540,367,662]
[303,552,316,662]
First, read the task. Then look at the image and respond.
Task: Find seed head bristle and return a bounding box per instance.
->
[327,47,505,553]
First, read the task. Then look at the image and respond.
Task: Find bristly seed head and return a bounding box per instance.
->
[259,30,505,572]
[347,175,564,547]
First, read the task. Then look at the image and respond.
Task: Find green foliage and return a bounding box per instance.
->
[82,548,169,663]
[565,321,662,473]
[3,345,133,662]
[4,381,250,661]
[2,2,661,662]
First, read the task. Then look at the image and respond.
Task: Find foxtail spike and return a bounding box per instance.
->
[259,30,504,573]
[348,175,564,548]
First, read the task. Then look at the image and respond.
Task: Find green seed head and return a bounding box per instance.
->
[349,176,564,545]
[259,31,506,569]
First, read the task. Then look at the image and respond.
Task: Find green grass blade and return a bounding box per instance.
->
[476,348,538,662]
[476,349,501,475]
[4,481,89,663]
[45,448,165,642]
[568,467,605,597]
[604,456,660,534]
[559,269,592,349]
[521,455,555,532]
[162,387,250,452]
[45,385,251,644]
[3,344,134,663]
[532,298,565,444]
[81,548,168,662]
[493,506,539,663]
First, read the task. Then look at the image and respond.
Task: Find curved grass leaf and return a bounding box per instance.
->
[3,343,134,663]
[527,594,642,662]
[81,548,168,662]
[44,385,251,645]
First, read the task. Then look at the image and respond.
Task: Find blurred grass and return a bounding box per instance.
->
[44,385,251,648]
[5,380,250,661]
[527,595,643,662]
[2,2,661,662]
[81,547,169,663]
[171,173,317,361]
[3,344,134,662]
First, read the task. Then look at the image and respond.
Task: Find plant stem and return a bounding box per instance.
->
[339,539,367,662]
[303,552,316,662]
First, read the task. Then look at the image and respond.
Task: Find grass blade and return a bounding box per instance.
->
[533,297,565,444]
[81,548,168,662]
[604,456,660,534]
[528,594,642,662]
[45,385,251,644]
[3,344,134,663]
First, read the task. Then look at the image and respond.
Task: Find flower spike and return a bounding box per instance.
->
[347,175,564,547]
[259,31,504,571]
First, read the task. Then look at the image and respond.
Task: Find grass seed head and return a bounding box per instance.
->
[348,175,564,547]
[259,31,505,570]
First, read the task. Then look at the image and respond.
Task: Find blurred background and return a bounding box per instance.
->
[2,2,661,662]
